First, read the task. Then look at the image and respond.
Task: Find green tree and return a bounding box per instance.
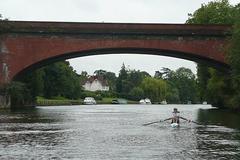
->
[166,67,198,103]
[79,71,88,85]
[116,63,128,95]
[116,64,151,98]
[43,61,81,99]
[226,15,240,108]
[186,0,236,24]
[94,69,107,77]
[20,69,45,101]
[166,87,180,104]
[186,0,240,107]
[105,71,117,91]
[6,82,31,106]
[140,77,167,102]
[129,87,144,100]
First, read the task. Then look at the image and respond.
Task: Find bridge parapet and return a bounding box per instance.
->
[0,21,232,37]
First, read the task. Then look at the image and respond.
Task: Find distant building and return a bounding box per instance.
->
[82,76,109,92]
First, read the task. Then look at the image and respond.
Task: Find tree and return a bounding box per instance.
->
[6,82,31,106]
[116,63,128,95]
[116,64,151,98]
[129,87,144,100]
[105,71,117,91]
[186,0,240,107]
[79,71,88,85]
[20,69,45,100]
[43,61,82,99]
[196,64,211,102]
[140,77,167,102]
[94,69,107,77]
[186,0,236,24]
[166,67,198,103]
[226,11,240,108]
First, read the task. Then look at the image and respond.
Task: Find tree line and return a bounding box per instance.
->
[114,64,198,103]
[7,61,199,106]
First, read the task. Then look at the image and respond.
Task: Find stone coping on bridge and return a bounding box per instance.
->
[0,21,232,37]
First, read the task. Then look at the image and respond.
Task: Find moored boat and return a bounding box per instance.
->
[83,97,96,105]
[139,98,151,104]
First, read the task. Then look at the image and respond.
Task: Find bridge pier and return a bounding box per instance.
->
[0,60,11,109]
[0,95,10,109]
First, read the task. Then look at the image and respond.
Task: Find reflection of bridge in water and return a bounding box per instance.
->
[0,21,232,84]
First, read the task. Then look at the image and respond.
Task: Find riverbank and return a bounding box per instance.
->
[36,97,138,106]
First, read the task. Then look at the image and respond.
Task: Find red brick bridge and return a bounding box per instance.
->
[0,21,232,84]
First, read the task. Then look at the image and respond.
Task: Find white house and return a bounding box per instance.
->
[82,76,109,92]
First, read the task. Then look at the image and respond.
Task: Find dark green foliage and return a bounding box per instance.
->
[6,82,31,106]
[18,61,82,104]
[140,77,167,102]
[226,23,240,108]
[42,61,81,99]
[129,87,144,100]
[186,0,236,24]
[114,64,199,103]
[116,64,151,99]
[196,64,211,102]
[164,67,198,103]
[20,69,45,101]
[116,64,128,94]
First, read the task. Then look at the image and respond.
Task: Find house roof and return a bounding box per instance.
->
[83,76,109,86]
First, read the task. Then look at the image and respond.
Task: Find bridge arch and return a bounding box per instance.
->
[13,47,229,81]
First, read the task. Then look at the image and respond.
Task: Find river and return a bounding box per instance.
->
[0,104,240,159]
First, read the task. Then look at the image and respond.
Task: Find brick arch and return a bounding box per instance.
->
[0,21,231,84]
[13,47,229,81]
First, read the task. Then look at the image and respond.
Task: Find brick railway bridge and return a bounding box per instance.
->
[0,21,232,85]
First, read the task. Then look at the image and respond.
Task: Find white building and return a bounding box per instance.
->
[82,76,109,92]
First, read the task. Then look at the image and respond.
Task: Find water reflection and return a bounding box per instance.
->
[195,108,240,159]
[0,107,69,159]
[197,108,240,129]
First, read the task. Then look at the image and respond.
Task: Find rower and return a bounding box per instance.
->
[163,108,191,124]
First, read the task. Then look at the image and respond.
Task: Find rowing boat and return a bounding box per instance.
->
[170,123,179,128]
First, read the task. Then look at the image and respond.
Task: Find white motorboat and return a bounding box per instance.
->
[83,97,96,105]
[139,99,146,104]
[145,98,151,104]
[161,100,167,105]
[139,98,151,104]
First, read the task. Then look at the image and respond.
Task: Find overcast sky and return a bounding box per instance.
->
[0,0,238,76]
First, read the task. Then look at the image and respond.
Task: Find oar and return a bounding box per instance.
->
[180,117,201,125]
[189,120,201,125]
[143,120,162,126]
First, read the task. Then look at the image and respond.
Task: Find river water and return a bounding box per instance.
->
[0,104,240,160]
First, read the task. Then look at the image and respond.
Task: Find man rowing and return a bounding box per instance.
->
[143,108,198,126]
[163,108,191,125]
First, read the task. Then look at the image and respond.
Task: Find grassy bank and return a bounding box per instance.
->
[97,98,137,104]
[37,97,138,106]
[36,97,82,106]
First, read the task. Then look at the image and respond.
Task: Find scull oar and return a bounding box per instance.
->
[143,120,162,126]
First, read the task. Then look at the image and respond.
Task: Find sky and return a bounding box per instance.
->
[0,0,239,76]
